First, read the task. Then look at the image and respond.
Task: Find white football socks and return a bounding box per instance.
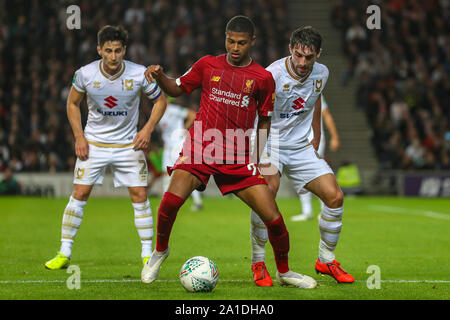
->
[250,210,268,263]
[318,205,343,263]
[299,192,312,216]
[191,190,202,206]
[132,200,153,259]
[60,196,86,258]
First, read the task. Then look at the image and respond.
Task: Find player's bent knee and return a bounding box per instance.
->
[129,188,148,203]
[264,175,280,198]
[72,185,92,201]
[323,188,344,208]
[266,182,279,198]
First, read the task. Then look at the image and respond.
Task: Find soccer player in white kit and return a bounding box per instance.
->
[45,26,167,269]
[292,94,341,221]
[250,27,354,285]
[157,97,203,210]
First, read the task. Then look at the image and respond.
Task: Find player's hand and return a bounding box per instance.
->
[133,128,152,151]
[75,136,89,161]
[145,65,163,83]
[330,136,340,151]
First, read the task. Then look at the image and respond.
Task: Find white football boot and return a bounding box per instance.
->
[276,270,317,289]
[141,248,170,284]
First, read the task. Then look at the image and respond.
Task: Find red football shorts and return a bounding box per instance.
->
[167,157,267,195]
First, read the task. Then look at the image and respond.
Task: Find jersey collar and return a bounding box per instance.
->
[285,57,313,83]
[225,54,253,68]
[99,60,126,81]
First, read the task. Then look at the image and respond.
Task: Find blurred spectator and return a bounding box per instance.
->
[0,167,21,195]
[333,0,450,171]
[0,0,290,173]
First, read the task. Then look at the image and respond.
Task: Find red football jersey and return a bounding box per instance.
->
[176,54,275,164]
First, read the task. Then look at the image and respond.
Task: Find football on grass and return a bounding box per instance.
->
[179,256,219,292]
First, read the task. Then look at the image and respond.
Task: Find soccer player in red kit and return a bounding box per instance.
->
[141,15,317,288]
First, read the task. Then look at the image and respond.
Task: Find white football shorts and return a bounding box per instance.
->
[162,144,182,174]
[73,142,148,187]
[259,143,333,195]
[317,134,326,158]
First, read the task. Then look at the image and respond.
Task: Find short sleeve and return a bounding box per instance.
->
[257,73,275,117]
[318,66,329,94]
[175,56,209,94]
[143,78,162,101]
[72,68,85,93]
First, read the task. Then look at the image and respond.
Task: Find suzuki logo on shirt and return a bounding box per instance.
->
[291,96,305,110]
[104,96,118,109]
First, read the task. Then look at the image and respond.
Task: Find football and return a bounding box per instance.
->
[179,256,219,292]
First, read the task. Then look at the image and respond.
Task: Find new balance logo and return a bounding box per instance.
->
[104,96,118,109]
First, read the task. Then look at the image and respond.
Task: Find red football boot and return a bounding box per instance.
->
[315,259,355,283]
[251,262,273,287]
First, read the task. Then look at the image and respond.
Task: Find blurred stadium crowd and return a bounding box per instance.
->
[1,0,449,175]
[332,0,450,170]
[0,0,289,173]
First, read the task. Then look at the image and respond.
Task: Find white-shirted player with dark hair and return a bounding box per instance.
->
[157,96,203,210]
[250,26,354,286]
[293,94,341,221]
[45,25,167,269]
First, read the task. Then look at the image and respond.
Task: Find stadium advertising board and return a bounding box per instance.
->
[403,173,450,197]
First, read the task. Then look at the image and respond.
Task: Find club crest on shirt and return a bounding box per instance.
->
[124,79,134,91]
[283,84,290,92]
[313,79,322,92]
[243,79,254,93]
[93,81,101,89]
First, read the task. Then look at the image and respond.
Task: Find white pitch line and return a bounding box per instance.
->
[367,205,450,220]
[1,279,449,284]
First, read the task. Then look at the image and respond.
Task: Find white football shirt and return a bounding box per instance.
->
[158,103,188,147]
[72,59,161,145]
[266,57,329,149]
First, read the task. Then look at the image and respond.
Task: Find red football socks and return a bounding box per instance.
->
[264,215,290,274]
[156,192,185,252]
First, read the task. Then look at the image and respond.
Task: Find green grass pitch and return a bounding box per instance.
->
[0,195,449,300]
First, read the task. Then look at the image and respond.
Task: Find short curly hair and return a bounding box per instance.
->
[226,15,255,38]
[97,25,128,48]
[290,26,322,53]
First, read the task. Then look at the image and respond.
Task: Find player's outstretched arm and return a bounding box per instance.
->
[67,87,89,160]
[322,108,340,151]
[311,94,322,151]
[133,93,168,151]
[145,65,184,97]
